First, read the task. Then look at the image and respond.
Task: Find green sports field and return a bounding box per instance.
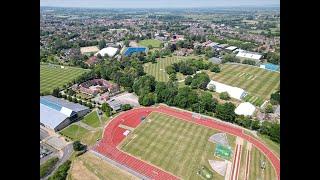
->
[121,112,236,180]
[143,56,196,82]
[206,64,280,105]
[40,64,89,94]
[59,124,89,141]
[81,110,101,128]
[249,146,277,180]
[138,39,162,48]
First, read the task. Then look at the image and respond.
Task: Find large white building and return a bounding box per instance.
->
[236,51,262,60]
[206,80,247,100]
[95,47,118,57]
[235,102,256,116]
[40,96,90,131]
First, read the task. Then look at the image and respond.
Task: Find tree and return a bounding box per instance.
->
[199,92,218,112]
[101,103,112,117]
[242,59,256,65]
[139,93,156,106]
[132,75,156,96]
[251,120,260,130]
[215,102,236,122]
[98,39,106,49]
[165,65,176,75]
[190,72,210,89]
[169,73,177,81]
[184,75,193,85]
[174,87,198,108]
[270,90,280,105]
[210,64,221,73]
[67,95,73,102]
[124,40,129,47]
[52,88,60,98]
[121,104,132,111]
[265,103,274,113]
[220,92,231,100]
[73,141,86,151]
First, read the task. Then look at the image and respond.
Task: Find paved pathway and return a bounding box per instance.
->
[75,121,96,131]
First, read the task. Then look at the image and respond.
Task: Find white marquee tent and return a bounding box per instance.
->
[236,51,262,60]
[235,102,256,116]
[95,47,118,57]
[206,80,246,100]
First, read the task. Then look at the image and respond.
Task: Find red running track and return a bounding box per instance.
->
[93,105,280,180]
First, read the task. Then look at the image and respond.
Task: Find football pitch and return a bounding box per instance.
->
[120,112,236,180]
[206,63,280,104]
[40,64,89,93]
[143,56,196,82]
[138,39,162,48]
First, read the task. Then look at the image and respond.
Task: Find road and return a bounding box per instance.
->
[42,143,73,180]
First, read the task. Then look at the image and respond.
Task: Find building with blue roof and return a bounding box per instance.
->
[123,47,148,56]
[40,95,90,131]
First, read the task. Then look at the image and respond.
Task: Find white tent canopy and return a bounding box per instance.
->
[236,51,262,60]
[95,47,118,57]
[235,102,256,116]
[206,80,246,100]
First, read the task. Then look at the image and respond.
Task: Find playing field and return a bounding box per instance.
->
[81,110,101,128]
[40,64,89,93]
[143,56,194,82]
[138,39,162,48]
[121,112,236,180]
[206,63,280,105]
[59,124,89,141]
[249,146,277,180]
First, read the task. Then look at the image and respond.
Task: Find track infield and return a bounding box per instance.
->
[93,105,280,180]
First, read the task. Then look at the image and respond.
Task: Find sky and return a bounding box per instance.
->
[40,0,280,8]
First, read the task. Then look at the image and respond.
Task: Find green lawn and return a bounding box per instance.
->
[81,111,101,128]
[121,112,236,180]
[206,63,280,101]
[143,56,197,82]
[59,124,89,141]
[138,39,162,48]
[257,134,280,158]
[249,146,277,180]
[40,64,89,94]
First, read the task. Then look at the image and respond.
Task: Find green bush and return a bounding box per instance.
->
[48,160,71,180]
[40,157,59,178]
[219,92,230,100]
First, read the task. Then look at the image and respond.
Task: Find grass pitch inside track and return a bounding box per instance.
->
[249,146,277,180]
[206,63,280,101]
[40,64,89,93]
[120,112,236,180]
[143,56,197,82]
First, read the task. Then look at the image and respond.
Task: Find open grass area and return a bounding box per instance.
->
[40,64,89,93]
[257,134,280,158]
[138,39,162,48]
[249,146,277,180]
[206,63,280,101]
[81,129,103,146]
[59,124,89,141]
[81,111,101,128]
[121,112,236,180]
[69,152,139,180]
[143,56,197,82]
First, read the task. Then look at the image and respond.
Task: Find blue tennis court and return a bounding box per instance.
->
[123,47,147,56]
[262,63,280,72]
